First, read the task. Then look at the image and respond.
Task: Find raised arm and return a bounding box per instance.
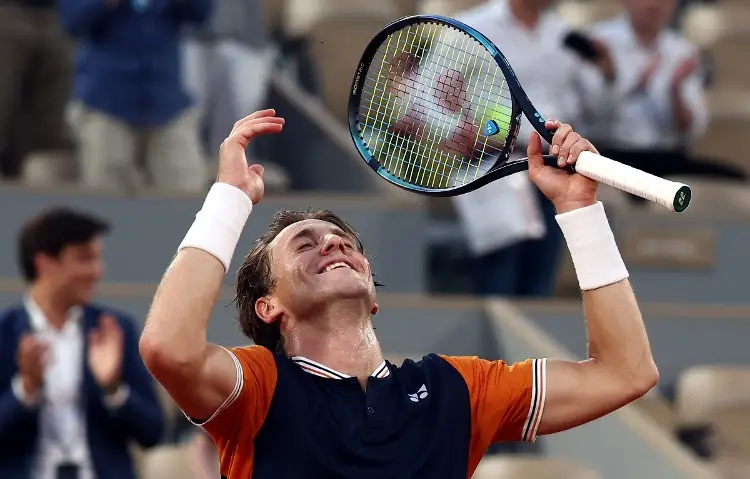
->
[139,110,285,421]
[527,123,659,436]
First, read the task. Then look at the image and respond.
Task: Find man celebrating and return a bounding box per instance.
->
[140,109,659,478]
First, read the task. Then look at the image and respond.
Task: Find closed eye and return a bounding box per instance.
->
[296,242,313,252]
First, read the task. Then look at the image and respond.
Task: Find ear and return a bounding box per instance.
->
[371,302,379,315]
[255,296,284,325]
[34,252,56,278]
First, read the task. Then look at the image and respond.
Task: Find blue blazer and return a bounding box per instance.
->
[58,0,212,127]
[0,304,165,479]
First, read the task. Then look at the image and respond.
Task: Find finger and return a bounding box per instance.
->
[248,164,264,178]
[22,337,44,358]
[100,314,119,330]
[551,123,573,156]
[251,116,285,125]
[544,120,562,155]
[232,116,285,138]
[567,138,594,165]
[227,119,285,150]
[34,342,49,362]
[19,333,35,351]
[40,346,51,368]
[558,131,582,165]
[526,132,544,175]
[231,109,276,133]
[235,119,285,141]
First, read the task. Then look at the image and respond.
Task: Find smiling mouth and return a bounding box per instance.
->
[321,262,354,273]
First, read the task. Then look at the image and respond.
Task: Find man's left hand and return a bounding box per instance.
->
[527,120,599,214]
[670,55,701,93]
[89,314,125,393]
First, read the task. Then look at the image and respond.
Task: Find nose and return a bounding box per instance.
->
[321,234,347,255]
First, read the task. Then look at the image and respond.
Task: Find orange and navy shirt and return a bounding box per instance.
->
[190,346,547,479]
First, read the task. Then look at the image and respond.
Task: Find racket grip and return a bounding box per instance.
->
[574,151,691,213]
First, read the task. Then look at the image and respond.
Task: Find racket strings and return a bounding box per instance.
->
[363,24,468,187]
[356,21,514,189]
[363,25,496,184]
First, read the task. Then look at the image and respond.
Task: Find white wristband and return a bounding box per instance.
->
[178,183,253,274]
[555,201,628,291]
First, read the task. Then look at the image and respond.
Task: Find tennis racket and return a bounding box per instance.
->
[347,15,691,213]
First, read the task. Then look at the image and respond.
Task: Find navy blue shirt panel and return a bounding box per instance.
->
[252,353,473,479]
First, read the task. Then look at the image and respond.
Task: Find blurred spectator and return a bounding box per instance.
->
[0,209,164,478]
[185,429,219,478]
[451,0,609,297]
[576,0,745,182]
[0,0,73,180]
[182,0,291,191]
[59,0,213,193]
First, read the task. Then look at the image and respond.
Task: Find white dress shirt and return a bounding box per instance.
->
[577,15,709,150]
[12,298,129,479]
[450,0,596,255]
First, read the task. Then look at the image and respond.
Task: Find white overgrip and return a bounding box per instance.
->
[574,151,691,213]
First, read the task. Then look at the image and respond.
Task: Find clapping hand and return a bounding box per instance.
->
[89,314,124,394]
[17,333,48,398]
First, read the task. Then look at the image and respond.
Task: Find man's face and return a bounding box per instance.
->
[38,238,104,305]
[624,0,677,34]
[262,219,377,321]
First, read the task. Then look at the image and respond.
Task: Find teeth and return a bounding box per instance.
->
[324,262,351,273]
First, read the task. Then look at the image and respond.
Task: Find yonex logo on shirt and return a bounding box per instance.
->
[408,384,428,402]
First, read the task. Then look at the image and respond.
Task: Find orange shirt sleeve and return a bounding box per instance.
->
[197,345,277,478]
[440,356,547,471]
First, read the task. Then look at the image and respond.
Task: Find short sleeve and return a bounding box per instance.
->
[188,345,277,477]
[440,356,547,470]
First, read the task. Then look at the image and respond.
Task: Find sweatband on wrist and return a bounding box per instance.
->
[555,201,628,291]
[178,183,253,274]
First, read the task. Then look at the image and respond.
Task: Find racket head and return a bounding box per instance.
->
[349,15,536,196]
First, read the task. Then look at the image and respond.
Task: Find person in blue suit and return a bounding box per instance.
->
[0,208,165,479]
[59,0,213,192]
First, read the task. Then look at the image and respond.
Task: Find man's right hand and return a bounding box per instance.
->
[17,333,47,397]
[217,109,285,205]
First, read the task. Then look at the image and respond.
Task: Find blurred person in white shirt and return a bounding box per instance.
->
[183,0,291,192]
[186,428,219,478]
[575,0,745,182]
[450,0,612,297]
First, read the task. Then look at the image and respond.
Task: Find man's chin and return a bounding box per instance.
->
[318,282,375,302]
[74,288,96,305]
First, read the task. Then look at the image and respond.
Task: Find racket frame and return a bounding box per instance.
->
[348,15,691,213]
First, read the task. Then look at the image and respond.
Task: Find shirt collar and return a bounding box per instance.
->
[24,295,83,332]
[291,356,390,380]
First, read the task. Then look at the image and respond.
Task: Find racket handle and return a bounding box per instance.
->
[574,151,691,213]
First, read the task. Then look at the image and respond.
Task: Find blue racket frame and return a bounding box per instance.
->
[348,14,561,196]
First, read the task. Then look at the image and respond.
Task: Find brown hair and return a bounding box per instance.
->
[234,209,381,351]
[18,208,110,282]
